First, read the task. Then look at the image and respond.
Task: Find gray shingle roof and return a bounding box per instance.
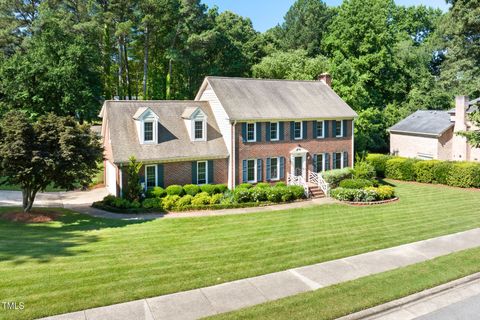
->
[199,77,357,121]
[389,110,453,137]
[103,100,228,164]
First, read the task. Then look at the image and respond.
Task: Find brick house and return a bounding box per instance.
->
[101,74,357,197]
[389,96,480,161]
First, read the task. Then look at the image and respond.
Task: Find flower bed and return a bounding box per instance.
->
[342,197,399,206]
[330,185,396,203]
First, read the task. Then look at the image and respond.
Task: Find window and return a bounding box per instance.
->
[270,122,279,141]
[270,157,279,180]
[335,120,343,137]
[144,121,154,142]
[316,121,324,138]
[247,159,256,182]
[197,161,207,185]
[247,123,256,142]
[335,152,342,169]
[315,154,324,173]
[294,121,302,140]
[145,165,157,189]
[194,120,204,140]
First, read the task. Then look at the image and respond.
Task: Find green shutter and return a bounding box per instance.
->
[256,123,262,142]
[325,153,330,170]
[265,122,271,141]
[192,162,197,184]
[242,160,247,182]
[325,121,329,138]
[257,159,263,182]
[313,121,318,138]
[208,160,214,183]
[241,123,247,142]
[343,120,348,137]
[290,122,295,140]
[332,121,337,138]
[280,157,285,179]
[157,164,164,188]
[279,122,285,140]
[302,121,307,139]
[266,158,271,181]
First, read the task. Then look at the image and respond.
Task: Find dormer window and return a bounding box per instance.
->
[194,120,204,140]
[133,107,159,144]
[182,106,207,142]
[144,121,154,142]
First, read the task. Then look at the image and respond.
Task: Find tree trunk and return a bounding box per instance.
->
[143,26,149,99]
[22,188,37,213]
[117,37,124,100]
[123,36,132,100]
[166,59,172,100]
[103,23,112,100]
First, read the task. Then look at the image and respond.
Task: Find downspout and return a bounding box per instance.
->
[231,120,237,190]
[119,164,123,198]
[351,119,355,167]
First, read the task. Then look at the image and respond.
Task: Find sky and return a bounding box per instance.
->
[201,0,450,32]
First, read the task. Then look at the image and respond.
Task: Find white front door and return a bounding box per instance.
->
[290,153,307,180]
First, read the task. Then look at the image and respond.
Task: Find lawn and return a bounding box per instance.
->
[1,181,480,320]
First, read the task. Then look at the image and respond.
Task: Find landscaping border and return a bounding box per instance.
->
[342,197,399,206]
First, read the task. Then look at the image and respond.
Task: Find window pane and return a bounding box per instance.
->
[336,121,342,136]
[247,123,255,141]
[197,162,206,184]
[270,158,278,179]
[194,121,203,139]
[317,121,324,137]
[270,123,278,140]
[294,122,301,139]
[146,166,156,188]
[335,152,342,169]
[247,160,255,181]
[316,154,323,172]
[144,122,153,141]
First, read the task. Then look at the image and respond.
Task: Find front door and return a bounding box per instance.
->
[294,156,303,176]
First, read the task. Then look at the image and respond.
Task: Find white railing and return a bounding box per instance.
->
[287,173,310,198]
[308,171,330,197]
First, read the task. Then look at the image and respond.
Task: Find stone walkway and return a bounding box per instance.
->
[39,228,480,320]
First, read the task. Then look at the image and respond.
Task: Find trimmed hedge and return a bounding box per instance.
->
[365,154,393,178]
[414,160,439,184]
[183,184,200,196]
[385,158,418,181]
[322,168,354,188]
[353,161,376,180]
[339,179,374,189]
[447,162,480,188]
[165,185,184,196]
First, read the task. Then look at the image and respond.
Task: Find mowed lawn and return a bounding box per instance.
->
[1,181,480,320]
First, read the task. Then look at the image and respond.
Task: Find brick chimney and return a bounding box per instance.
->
[318,73,332,87]
[452,95,469,161]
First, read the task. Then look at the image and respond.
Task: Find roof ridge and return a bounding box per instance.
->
[206,76,320,84]
[105,100,202,103]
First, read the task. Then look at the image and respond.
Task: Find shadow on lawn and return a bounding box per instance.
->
[0,210,147,264]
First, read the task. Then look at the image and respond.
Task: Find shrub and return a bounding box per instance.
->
[124,156,143,202]
[200,184,217,195]
[142,198,163,209]
[385,158,417,181]
[322,168,354,188]
[365,154,393,178]
[353,161,376,180]
[215,184,228,194]
[166,185,184,196]
[414,160,439,184]
[183,184,200,196]
[432,161,454,185]
[176,195,193,209]
[112,197,140,209]
[266,187,283,203]
[376,185,395,200]
[255,182,271,189]
[447,162,480,188]
[249,186,268,202]
[339,178,374,189]
[288,185,305,199]
[162,195,181,210]
[233,188,251,203]
[191,192,211,206]
[237,183,253,189]
[281,188,295,202]
[210,193,224,205]
[275,182,287,187]
[330,188,359,202]
[150,186,166,198]
[102,195,117,206]
[331,186,395,202]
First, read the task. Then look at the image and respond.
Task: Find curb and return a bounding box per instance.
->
[337,272,480,320]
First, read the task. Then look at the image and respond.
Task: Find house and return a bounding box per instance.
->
[389,96,480,161]
[101,74,357,197]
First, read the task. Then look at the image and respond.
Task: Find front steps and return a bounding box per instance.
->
[308,184,325,199]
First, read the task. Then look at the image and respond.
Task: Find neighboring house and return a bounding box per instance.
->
[389,96,480,162]
[101,74,357,197]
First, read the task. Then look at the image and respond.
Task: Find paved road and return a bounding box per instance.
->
[416,293,480,320]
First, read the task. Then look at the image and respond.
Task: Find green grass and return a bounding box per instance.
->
[1,181,480,319]
[209,247,480,320]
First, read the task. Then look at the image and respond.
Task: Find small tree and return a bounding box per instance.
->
[458,112,480,148]
[125,156,143,202]
[0,111,103,212]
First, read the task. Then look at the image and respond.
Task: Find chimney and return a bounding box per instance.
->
[318,73,332,87]
[454,95,469,132]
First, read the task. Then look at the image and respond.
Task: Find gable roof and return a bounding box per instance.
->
[102,100,228,164]
[196,76,357,121]
[389,110,453,137]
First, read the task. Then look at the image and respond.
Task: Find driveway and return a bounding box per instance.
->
[0,188,109,208]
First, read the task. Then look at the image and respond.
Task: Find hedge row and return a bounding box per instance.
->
[366,154,480,188]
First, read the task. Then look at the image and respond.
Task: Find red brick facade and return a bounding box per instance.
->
[234,120,353,185]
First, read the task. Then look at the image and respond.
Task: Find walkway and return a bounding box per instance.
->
[39,227,480,320]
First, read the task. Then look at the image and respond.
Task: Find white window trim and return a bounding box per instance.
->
[270,122,279,141]
[246,159,257,183]
[270,157,280,180]
[246,123,257,142]
[197,161,208,185]
[336,120,344,138]
[144,165,158,190]
[316,120,325,139]
[142,120,156,144]
[294,121,303,140]
[193,120,207,141]
[334,152,344,169]
[316,153,326,172]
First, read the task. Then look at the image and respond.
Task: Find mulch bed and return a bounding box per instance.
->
[1,210,61,223]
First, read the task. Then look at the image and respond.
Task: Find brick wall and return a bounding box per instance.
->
[234,120,353,185]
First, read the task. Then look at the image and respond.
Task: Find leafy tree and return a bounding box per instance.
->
[0,111,103,212]
[459,112,480,148]
[354,108,389,153]
[125,156,143,202]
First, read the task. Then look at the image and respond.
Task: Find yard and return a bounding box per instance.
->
[1,181,480,320]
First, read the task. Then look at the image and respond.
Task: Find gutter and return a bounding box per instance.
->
[231,120,237,190]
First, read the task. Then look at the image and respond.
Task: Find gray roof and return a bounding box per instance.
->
[197,77,357,121]
[448,104,479,115]
[103,100,228,163]
[389,110,453,137]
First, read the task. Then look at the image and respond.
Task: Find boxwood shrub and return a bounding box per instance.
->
[149,186,166,198]
[183,184,200,196]
[166,185,184,196]
[339,178,374,189]
[200,184,217,195]
[414,160,439,184]
[331,186,395,202]
[162,195,181,210]
[215,184,228,194]
[143,198,163,209]
[176,195,193,209]
[447,162,480,188]
[288,185,306,199]
[432,161,454,185]
[322,168,354,188]
[385,158,417,181]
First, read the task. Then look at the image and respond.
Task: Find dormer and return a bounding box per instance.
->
[182,107,207,142]
[133,107,159,144]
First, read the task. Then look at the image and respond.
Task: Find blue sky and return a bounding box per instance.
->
[201,0,450,32]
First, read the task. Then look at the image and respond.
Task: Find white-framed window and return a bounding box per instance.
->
[197,161,207,185]
[246,159,257,182]
[247,123,256,142]
[294,121,302,140]
[270,122,279,141]
[269,157,280,180]
[316,121,325,138]
[144,121,154,142]
[335,120,343,138]
[145,165,157,189]
[315,154,325,173]
[194,120,204,140]
[334,152,343,169]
